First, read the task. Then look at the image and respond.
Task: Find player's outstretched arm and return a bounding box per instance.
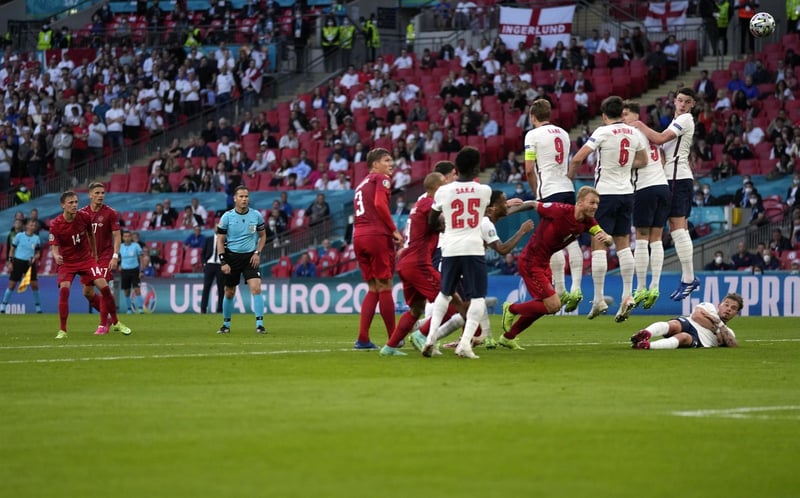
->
[631,120,676,146]
[491,220,534,256]
[717,324,739,348]
[506,199,538,215]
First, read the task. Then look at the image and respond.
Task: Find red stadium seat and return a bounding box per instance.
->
[271,256,293,278]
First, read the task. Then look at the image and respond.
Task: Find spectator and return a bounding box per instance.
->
[497,253,518,275]
[731,241,758,269]
[177,175,197,193]
[440,128,461,152]
[785,174,800,213]
[743,118,765,147]
[149,203,172,228]
[509,181,534,201]
[769,228,792,253]
[704,250,733,271]
[294,252,317,277]
[184,226,206,248]
[747,192,767,226]
[306,193,331,226]
[180,206,202,229]
[0,139,11,193]
[53,125,73,182]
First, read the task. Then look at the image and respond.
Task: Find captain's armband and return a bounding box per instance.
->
[589,225,602,236]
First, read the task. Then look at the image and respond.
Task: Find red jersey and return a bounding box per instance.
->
[49,210,94,262]
[80,204,120,262]
[353,172,396,238]
[520,202,598,266]
[399,194,439,267]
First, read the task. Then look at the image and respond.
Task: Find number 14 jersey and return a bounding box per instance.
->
[433,180,492,257]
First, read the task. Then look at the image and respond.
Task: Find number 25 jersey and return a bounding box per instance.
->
[433,180,492,257]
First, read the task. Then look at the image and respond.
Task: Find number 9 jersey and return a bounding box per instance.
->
[524,123,573,199]
[432,180,492,257]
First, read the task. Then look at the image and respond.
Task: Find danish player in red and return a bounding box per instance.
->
[80,182,129,335]
[49,191,119,339]
[501,186,611,344]
[352,148,404,350]
[380,172,446,356]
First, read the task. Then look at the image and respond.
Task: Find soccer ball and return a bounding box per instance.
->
[749,12,776,38]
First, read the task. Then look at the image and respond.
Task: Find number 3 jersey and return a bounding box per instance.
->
[524,123,573,199]
[432,180,492,257]
[49,210,94,262]
[354,172,397,238]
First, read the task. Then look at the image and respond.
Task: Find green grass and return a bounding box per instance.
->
[1,312,798,498]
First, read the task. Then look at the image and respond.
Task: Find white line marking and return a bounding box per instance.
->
[671,406,800,420]
[0,348,355,364]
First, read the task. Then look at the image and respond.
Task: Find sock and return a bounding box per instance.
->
[387,311,418,347]
[100,286,118,324]
[649,241,664,290]
[646,321,670,338]
[478,310,492,340]
[618,247,634,299]
[506,314,541,339]
[222,295,234,326]
[378,290,395,338]
[634,240,650,291]
[425,293,451,346]
[252,293,264,324]
[59,287,69,331]
[420,306,457,336]
[550,250,566,295]
[671,228,695,282]
[2,288,11,304]
[89,293,101,312]
[357,291,379,343]
[566,240,583,293]
[510,299,548,317]
[435,313,465,340]
[135,294,144,312]
[458,298,485,350]
[591,250,607,304]
[32,290,41,306]
[418,317,431,336]
[125,294,132,312]
[650,336,679,349]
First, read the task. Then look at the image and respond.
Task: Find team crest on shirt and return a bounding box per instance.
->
[542,202,552,207]
[488,228,496,237]
[382,178,390,189]
[48,234,54,242]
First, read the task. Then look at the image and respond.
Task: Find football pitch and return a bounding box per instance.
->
[1,312,797,498]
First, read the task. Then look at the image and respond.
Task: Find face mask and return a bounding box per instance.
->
[743,178,750,184]
[693,185,700,192]
[703,188,710,195]
[715,256,723,265]
[744,187,752,194]
[794,179,800,185]
[516,188,524,194]
[764,255,771,263]
[749,198,757,205]
[397,202,405,209]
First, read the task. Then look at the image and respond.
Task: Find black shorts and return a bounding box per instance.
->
[9,258,37,282]
[595,193,633,236]
[120,268,141,291]
[440,255,487,300]
[540,191,576,205]
[223,251,262,287]
[668,179,694,219]
[633,185,670,228]
[676,316,703,348]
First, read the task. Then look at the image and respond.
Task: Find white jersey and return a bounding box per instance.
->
[631,128,667,190]
[524,123,574,199]
[690,302,736,348]
[433,180,492,257]
[662,112,695,182]
[480,216,500,247]
[585,122,644,195]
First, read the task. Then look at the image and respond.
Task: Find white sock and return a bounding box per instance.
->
[567,241,583,293]
[436,313,465,339]
[650,336,679,349]
[649,240,664,290]
[478,310,492,340]
[647,321,670,338]
[550,250,566,295]
[459,298,486,350]
[592,250,607,304]
[634,240,649,291]
[671,228,695,283]
[424,293,451,346]
[618,247,634,299]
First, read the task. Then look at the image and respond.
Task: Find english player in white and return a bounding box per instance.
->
[569,96,647,321]
[525,99,584,312]
[630,293,741,349]
[621,100,670,312]
[422,147,492,359]
[631,88,699,301]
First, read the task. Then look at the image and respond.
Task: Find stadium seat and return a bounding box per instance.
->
[736,159,761,176]
[181,248,203,273]
[271,256,293,278]
[109,173,129,193]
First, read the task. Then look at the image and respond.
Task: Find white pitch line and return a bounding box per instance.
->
[671,406,800,419]
[0,348,355,364]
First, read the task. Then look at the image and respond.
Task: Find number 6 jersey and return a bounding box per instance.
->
[432,179,492,257]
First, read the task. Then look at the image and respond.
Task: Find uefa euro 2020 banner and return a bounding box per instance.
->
[2,273,799,317]
[498,5,576,50]
[27,0,87,17]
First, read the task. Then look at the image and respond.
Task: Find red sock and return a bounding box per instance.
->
[59,287,70,331]
[387,311,418,347]
[419,317,431,336]
[89,293,101,312]
[510,300,549,317]
[505,314,543,339]
[100,286,118,324]
[378,290,395,338]
[358,291,379,343]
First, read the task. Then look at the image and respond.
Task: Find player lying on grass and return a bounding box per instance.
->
[630,293,742,349]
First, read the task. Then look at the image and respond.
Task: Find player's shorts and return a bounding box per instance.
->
[120,268,141,291]
[354,235,396,281]
[440,255,487,300]
[58,261,106,286]
[518,255,556,300]
[668,179,694,218]
[633,184,670,228]
[675,316,704,348]
[595,193,634,236]
[80,257,113,286]
[9,258,37,282]
[540,191,576,205]
[222,251,262,287]
[398,262,440,305]
[431,247,442,272]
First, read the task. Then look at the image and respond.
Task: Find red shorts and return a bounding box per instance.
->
[58,261,106,286]
[354,235,396,281]
[518,256,556,300]
[80,258,113,286]
[398,262,440,305]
